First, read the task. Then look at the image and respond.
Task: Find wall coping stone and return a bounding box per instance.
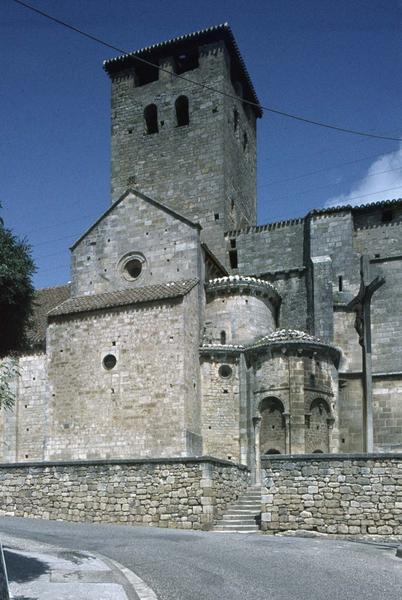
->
[261,452,402,462]
[0,455,250,471]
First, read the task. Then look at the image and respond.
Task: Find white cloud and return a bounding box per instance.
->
[325,143,402,207]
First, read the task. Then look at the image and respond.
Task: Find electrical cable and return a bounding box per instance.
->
[261,150,402,187]
[9,0,402,142]
[261,166,402,199]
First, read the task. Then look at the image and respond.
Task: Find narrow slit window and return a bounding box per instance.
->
[233,109,239,132]
[175,95,189,127]
[338,275,343,291]
[229,249,238,269]
[144,104,158,134]
[220,331,226,345]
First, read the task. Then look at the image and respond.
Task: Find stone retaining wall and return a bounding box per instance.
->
[0,457,249,530]
[261,454,402,536]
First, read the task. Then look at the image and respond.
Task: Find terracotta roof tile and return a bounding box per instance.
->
[48,279,199,318]
[27,284,71,348]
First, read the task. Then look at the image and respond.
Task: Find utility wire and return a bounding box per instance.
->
[260,166,402,199]
[261,150,401,187]
[10,0,402,142]
[24,183,402,258]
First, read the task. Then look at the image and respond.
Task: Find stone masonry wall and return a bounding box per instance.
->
[71,190,201,297]
[261,454,402,536]
[46,294,200,461]
[0,457,249,530]
[0,354,47,464]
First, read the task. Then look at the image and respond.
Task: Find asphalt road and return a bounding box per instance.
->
[0,516,401,600]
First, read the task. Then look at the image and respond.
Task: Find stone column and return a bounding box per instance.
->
[252,416,262,485]
[199,462,215,530]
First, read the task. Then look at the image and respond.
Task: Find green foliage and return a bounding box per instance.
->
[0,206,35,358]
[0,358,19,410]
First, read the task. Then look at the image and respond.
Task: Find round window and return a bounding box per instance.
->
[125,258,142,279]
[119,253,146,281]
[219,364,233,378]
[103,354,117,370]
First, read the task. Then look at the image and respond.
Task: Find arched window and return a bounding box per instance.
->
[305,398,331,453]
[220,330,226,345]
[259,397,286,455]
[175,95,189,127]
[144,104,158,134]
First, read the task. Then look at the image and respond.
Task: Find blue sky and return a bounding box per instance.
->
[1,0,402,289]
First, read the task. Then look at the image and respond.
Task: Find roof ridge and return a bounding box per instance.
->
[310,197,402,216]
[103,23,261,117]
[70,188,201,251]
[48,279,199,318]
[103,24,229,66]
[35,283,71,293]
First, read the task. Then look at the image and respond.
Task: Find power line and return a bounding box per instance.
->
[10,0,402,142]
[260,150,401,187]
[260,166,402,200]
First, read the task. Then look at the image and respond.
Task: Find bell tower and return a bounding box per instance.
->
[103,24,261,261]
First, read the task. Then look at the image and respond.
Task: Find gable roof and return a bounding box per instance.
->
[70,189,201,251]
[48,279,199,318]
[309,197,402,217]
[103,23,262,117]
[27,284,71,348]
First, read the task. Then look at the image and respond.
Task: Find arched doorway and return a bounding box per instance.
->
[259,397,286,455]
[305,398,331,453]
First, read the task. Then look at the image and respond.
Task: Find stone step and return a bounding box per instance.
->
[225,509,260,514]
[218,518,257,525]
[221,512,259,518]
[213,524,259,531]
[236,497,261,502]
[213,529,259,534]
[230,504,260,510]
[213,486,262,533]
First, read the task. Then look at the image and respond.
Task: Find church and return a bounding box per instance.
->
[2,24,402,470]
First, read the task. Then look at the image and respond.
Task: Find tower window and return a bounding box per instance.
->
[233,109,239,132]
[144,104,158,134]
[220,331,226,345]
[338,275,343,291]
[174,49,199,74]
[175,95,189,127]
[229,249,238,269]
[135,63,159,87]
[243,132,248,150]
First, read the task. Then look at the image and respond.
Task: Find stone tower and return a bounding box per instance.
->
[103,24,262,262]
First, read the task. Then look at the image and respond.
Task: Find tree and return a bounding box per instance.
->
[0,206,35,409]
[0,208,35,358]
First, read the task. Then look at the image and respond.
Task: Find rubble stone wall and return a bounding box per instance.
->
[261,454,402,536]
[0,457,249,530]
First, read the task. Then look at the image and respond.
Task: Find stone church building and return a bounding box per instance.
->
[2,24,402,471]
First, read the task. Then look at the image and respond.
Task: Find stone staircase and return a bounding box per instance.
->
[213,485,262,533]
